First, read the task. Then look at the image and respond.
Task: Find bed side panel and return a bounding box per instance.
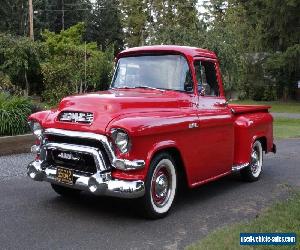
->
[233,112,273,165]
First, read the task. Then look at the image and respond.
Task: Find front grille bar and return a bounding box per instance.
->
[43,142,107,172]
[44,128,116,163]
[42,128,145,171]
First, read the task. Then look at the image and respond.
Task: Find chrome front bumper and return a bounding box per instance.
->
[27,128,145,199]
[27,160,145,198]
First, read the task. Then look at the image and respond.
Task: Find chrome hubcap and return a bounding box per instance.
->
[250,143,262,177]
[155,174,169,198]
[151,166,171,207]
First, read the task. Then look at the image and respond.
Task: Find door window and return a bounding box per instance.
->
[194,60,220,96]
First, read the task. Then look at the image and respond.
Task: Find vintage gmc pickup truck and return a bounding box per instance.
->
[27,45,276,218]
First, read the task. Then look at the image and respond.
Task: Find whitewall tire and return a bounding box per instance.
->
[241,140,263,182]
[141,153,177,219]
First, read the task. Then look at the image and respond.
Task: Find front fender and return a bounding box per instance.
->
[105,110,198,136]
[145,140,179,167]
[106,111,195,182]
[28,110,52,126]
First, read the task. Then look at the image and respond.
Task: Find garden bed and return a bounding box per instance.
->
[0,134,34,156]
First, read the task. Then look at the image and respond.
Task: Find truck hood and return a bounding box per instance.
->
[39,89,189,134]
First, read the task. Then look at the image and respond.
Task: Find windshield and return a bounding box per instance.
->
[111,54,193,92]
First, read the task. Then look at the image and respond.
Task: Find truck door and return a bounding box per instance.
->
[192,58,234,184]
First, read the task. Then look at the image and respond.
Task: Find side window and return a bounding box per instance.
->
[194,60,220,96]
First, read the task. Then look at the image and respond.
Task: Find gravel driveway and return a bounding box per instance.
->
[0,139,299,250]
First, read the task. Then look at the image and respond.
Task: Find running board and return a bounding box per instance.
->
[232,162,249,172]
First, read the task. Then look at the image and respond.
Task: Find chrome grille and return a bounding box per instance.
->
[47,149,97,174]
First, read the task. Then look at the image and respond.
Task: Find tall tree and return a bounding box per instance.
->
[119,0,149,47]
[85,0,124,53]
[230,0,300,99]
[36,0,92,33]
[197,0,244,95]
[148,0,204,46]
[0,0,28,36]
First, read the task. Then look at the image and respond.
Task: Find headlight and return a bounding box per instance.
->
[28,120,43,139]
[111,129,130,154]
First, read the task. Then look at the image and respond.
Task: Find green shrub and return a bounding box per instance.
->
[0,93,33,136]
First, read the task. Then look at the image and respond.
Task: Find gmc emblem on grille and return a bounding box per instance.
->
[59,112,94,124]
[57,152,80,161]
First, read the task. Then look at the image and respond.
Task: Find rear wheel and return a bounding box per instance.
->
[141,152,177,219]
[51,183,81,198]
[241,140,263,182]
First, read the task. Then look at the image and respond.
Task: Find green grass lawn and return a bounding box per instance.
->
[231,100,300,113]
[274,118,300,139]
[187,192,300,250]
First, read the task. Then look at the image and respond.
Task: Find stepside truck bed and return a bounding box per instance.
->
[229,104,275,165]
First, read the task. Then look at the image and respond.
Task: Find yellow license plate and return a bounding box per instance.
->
[56,167,73,185]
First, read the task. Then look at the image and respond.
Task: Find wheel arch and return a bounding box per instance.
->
[146,144,189,189]
[253,136,267,152]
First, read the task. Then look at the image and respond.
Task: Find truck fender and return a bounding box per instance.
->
[145,140,180,167]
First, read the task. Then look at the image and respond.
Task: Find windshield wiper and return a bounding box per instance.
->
[133,85,165,92]
[111,86,133,89]
[111,85,165,92]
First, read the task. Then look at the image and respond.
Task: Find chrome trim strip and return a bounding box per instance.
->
[232,162,249,172]
[43,128,145,170]
[27,160,145,198]
[113,159,145,171]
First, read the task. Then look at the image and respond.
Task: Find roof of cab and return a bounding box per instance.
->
[117,45,217,59]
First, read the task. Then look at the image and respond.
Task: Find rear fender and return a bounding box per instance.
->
[233,112,273,164]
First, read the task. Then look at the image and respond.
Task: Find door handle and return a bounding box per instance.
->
[214,101,228,107]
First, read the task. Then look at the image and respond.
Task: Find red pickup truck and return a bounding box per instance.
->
[27,45,276,218]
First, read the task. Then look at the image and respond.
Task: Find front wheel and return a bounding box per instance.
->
[141,153,177,219]
[241,140,263,182]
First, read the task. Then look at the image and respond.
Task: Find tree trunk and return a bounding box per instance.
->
[24,71,29,96]
[79,79,83,94]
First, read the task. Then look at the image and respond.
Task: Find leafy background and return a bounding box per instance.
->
[0,0,299,135]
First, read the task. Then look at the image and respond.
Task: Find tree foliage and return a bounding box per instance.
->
[41,23,114,105]
[30,0,92,37]
[200,0,300,100]
[0,0,299,101]
[86,0,124,53]
[148,0,204,46]
[0,0,28,36]
[119,0,149,47]
[0,33,44,96]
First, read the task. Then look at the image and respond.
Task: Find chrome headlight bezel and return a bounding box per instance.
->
[28,120,43,140]
[111,128,131,154]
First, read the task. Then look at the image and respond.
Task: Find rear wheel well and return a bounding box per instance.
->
[256,137,267,152]
[151,147,188,189]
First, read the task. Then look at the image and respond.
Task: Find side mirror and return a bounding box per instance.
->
[198,85,205,96]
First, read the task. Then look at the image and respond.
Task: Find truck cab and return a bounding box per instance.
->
[27,45,276,218]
